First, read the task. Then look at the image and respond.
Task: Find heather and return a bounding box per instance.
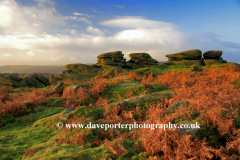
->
[0,63,240,160]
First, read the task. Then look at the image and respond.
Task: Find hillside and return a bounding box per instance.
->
[0,62,240,160]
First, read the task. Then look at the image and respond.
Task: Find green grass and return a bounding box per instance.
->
[0,107,65,160]
[1,63,239,159]
[101,82,172,104]
[134,64,191,75]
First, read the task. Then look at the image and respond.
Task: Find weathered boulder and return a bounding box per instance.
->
[18,79,28,87]
[202,59,221,66]
[128,53,158,66]
[97,51,124,59]
[95,51,126,68]
[222,60,227,63]
[64,63,99,74]
[23,76,45,88]
[0,83,9,87]
[113,92,174,111]
[0,77,27,87]
[5,75,23,81]
[49,82,65,94]
[166,49,202,61]
[219,57,223,63]
[30,73,50,86]
[166,54,200,60]
[171,60,202,66]
[99,67,124,78]
[164,100,190,116]
[168,57,176,61]
[190,65,203,72]
[0,77,17,87]
[190,65,199,71]
[203,50,222,59]
[49,78,62,86]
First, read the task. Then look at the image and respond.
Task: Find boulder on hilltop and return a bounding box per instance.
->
[64,63,99,75]
[166,49,202,61]
[203,50,222,59]
[94,51,126,68]
[127,53,158,67]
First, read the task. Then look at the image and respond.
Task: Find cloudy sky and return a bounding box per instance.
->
[0,0,240,66]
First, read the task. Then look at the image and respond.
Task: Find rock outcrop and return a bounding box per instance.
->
[0,73,50,88]
[166,49,203,66]
[203,50,222,59]
[165,49,229,66]
[30,73,50,86]
[0,76,27,88]
[93,51,126,68]
[166,49,202,61]
[190,65,203,72]
[99,67,124,78]
[23,75,45,88]
[49,82,65,95]
[127,53,158,67]
[202,50,227,65]
[63,63,100,75]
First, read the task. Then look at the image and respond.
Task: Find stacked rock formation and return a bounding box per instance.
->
[165,49,203,66]
[127,53,158,68]
[202,50,227,65]
[165,49,228,66]
[93,51,126,68]
[0,73,50,88]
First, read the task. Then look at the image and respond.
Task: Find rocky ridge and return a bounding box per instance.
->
[166,49,228,66]
[0,73,50,88]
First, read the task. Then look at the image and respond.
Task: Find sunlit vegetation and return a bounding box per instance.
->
[0,63,240,159]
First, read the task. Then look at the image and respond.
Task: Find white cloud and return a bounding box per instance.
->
[69,16,78,20]
[0,0,66,34]
[1,53,12,57]
[100,16,178,29]
[77,18,91,25]
[70,57,76,61]
[0,2,239,66]
[73,12,94,18]
[67,29,77,35]
[87,26,104,36]
[27,51,35,56]
[73,12,83,16]
[67,16,91,24]
[113,5,125,9]
[34,0,54,7]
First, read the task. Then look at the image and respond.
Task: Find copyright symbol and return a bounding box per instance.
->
[56,122,63,129]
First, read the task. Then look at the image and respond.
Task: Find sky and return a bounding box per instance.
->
[0,0,240,66]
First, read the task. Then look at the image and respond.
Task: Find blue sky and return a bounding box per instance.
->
[0,0,240,65]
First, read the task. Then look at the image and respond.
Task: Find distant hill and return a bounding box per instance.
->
[0,65,66,74]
